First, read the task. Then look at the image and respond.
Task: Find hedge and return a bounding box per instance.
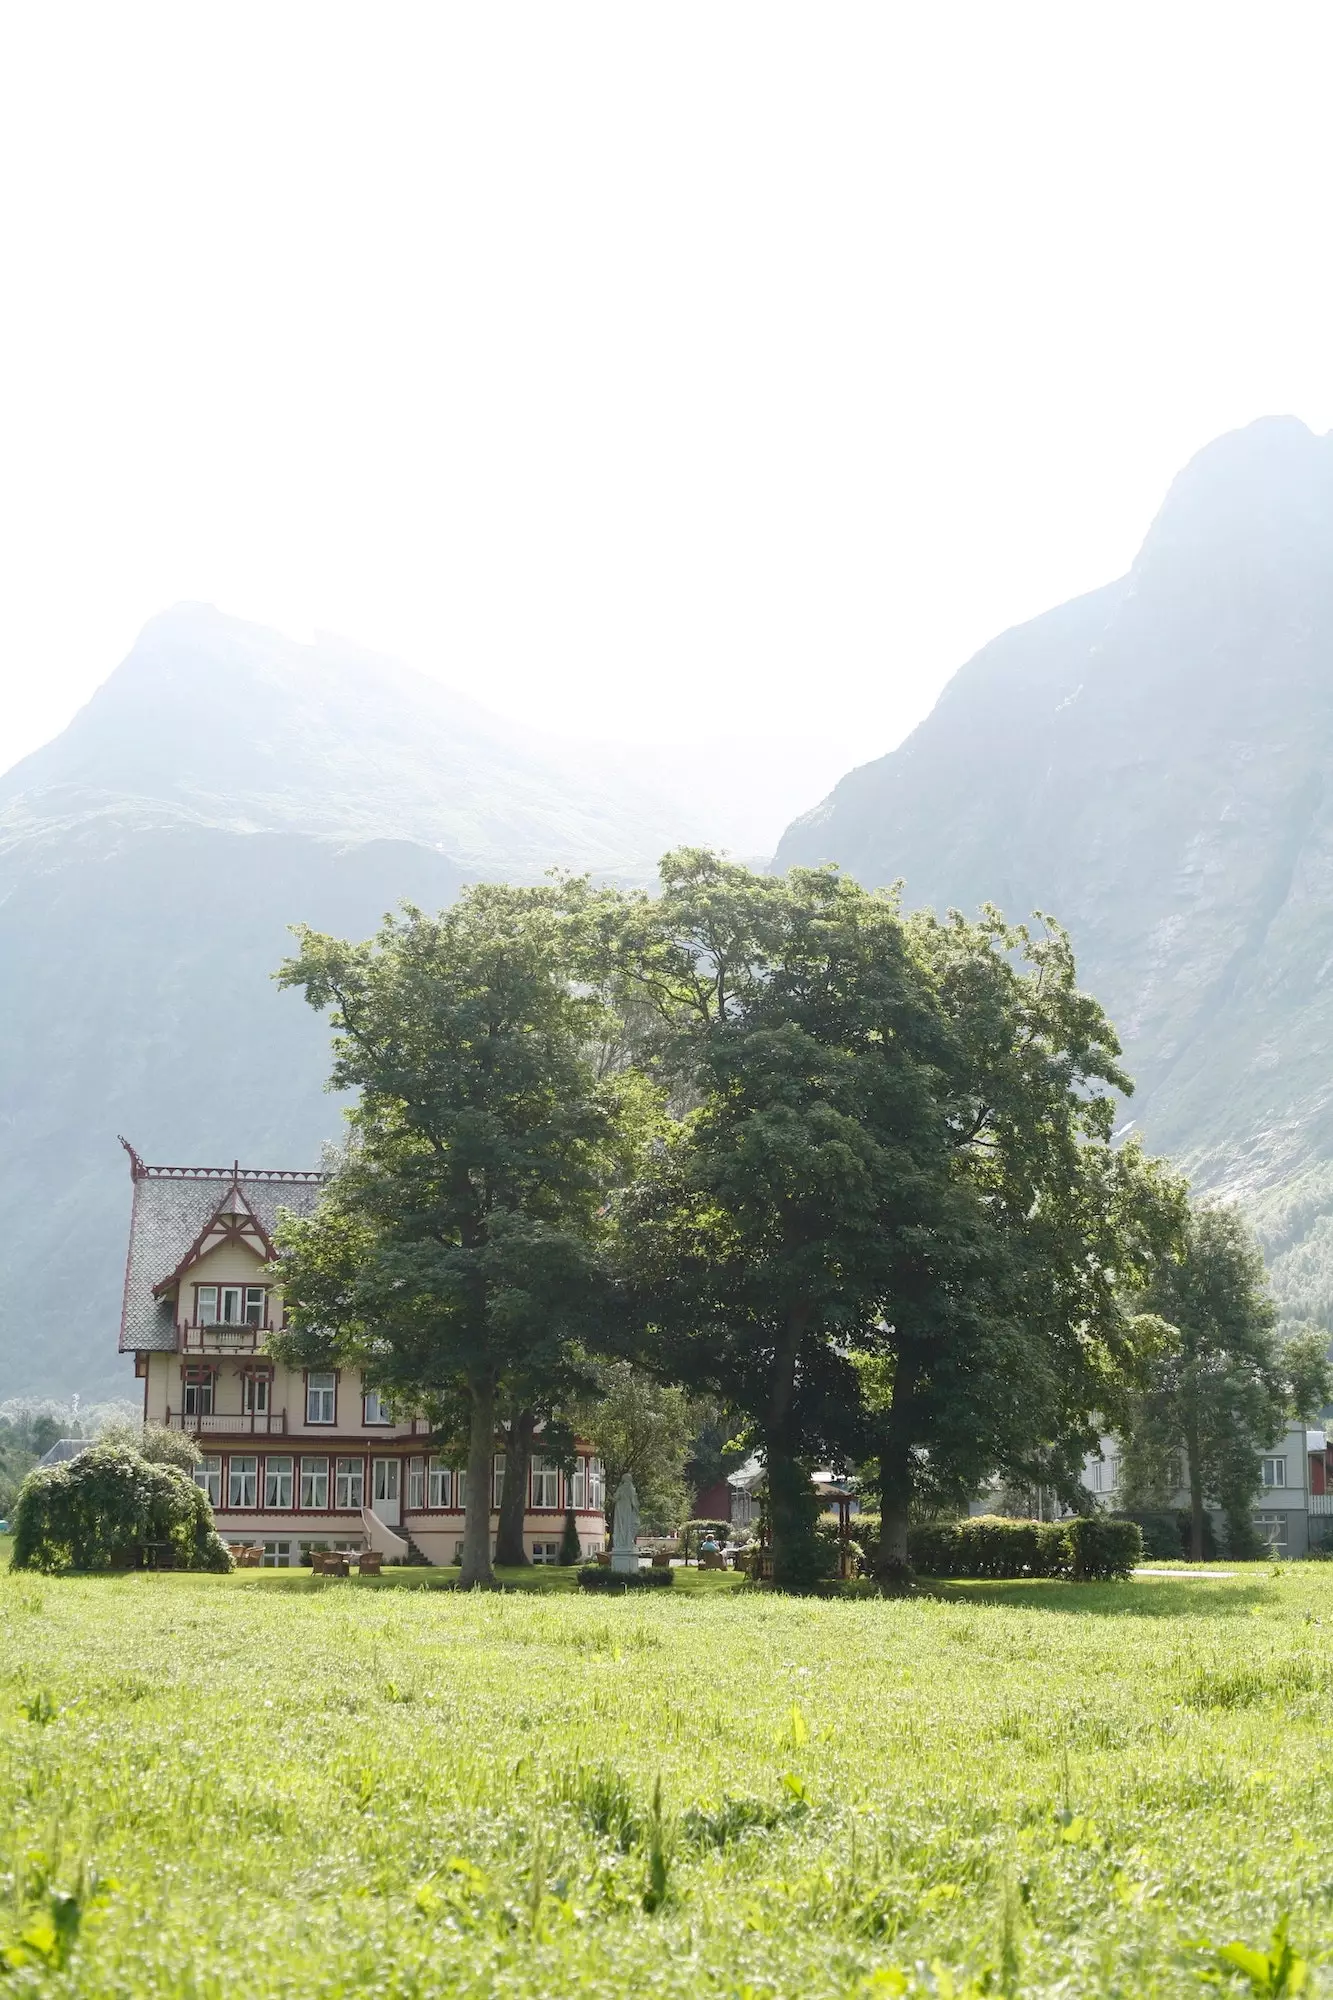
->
[578,1566,675,1592]
[908,1514,1142,1582]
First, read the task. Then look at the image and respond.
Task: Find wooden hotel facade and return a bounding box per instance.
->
[117,1144,607,1566]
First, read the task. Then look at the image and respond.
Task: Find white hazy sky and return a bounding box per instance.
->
[2,3,1333,787]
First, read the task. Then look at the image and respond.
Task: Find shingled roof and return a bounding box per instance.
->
[117,1140,326,1353]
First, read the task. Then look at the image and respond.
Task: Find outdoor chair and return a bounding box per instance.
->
[357,1551,383,1576]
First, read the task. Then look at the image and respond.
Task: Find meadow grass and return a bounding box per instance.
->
[1,1535,1331,1996]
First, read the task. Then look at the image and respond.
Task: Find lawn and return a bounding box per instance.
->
[1,1543,1330,1996]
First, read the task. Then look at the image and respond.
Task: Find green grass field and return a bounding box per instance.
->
[2,1537,1331,1996]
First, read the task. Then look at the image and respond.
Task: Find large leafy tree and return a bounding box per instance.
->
[859,906,1184,1568]
[1119,1205,1330,1559]
[270,884,642,1588]
[581,852,1179,1583]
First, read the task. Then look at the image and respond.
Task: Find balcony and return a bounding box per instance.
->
[165,1409,288,1437]
[180,1321,274,1354]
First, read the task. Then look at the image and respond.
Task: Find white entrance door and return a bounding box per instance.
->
[372,1458,401,1525]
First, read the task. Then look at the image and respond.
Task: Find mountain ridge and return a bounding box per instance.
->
[777,417,1333,1322]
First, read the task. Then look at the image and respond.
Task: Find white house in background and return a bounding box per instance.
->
[1082,1422,1330,1557]
[117,1143,607,1567]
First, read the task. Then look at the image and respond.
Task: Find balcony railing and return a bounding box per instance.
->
[165,1409,288,1436]
[180,1322,275,1353]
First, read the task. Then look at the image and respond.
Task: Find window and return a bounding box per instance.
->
[532,1541,561,1564]
[453,1539,465,1564]
[335,1457,365,1509]
[373,1459,399,1506]
[228,1455,258,1508]
[427,1457,451,1509]
[262,1539,293,1568]
[1261,1457,1288,1488]
[306,1372,336,1424]
[363,1388,395,1425]
[493,1452,506,1509]
[1256,1512,1289,1550]
[194,1455,221,1505]
[196,1285,217,1324]
[265,1455,293,1508]
[242,1372,271,1416]
[408,1457,425,1510]
[587,1457,604,1513]
[182,1368,214,1417]
[456,1469,466,1511]
[300,1457,330,1509]
[199,1284,262,1326]
[244,1287,265,1326]
[569,1458,586,1509]
[531,1455,561,1509]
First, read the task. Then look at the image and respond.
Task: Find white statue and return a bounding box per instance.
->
[611,1471,640,1574]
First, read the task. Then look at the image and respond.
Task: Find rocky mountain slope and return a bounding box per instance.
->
[0,606,827,1396]
[777,416,1333,1325]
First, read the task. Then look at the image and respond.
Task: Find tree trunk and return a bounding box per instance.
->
[1186,1431,1205,1563]
[459,1374,498,1588]
[494,1408,536,1566]
[875,1350,918,1577]
[765,1304,810,1587]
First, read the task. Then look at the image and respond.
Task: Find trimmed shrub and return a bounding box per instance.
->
[907,1513,1141,1582]
[11,1444,234,1574]
[559,1508,583,1566]
[1063,1515,1142,1580]
[578,1565,675,1591]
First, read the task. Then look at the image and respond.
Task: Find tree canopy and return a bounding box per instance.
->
[1119,1204,1331,1558]
[271,882,649,1587]
[577,851,1183,1581]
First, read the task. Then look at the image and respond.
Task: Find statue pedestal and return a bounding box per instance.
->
[610,1548,639,1575]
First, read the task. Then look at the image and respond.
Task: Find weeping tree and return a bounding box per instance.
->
[11,1443,232,1573]
[270,884,646,1588]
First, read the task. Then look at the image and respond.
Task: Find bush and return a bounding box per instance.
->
[11,1444,233,1574]
[907,1514,1141,1582]
[578,1566,675,1591]
[559,1508,582,1566]
[1063,1515,1142,1581]
[98,1420,201,1474]
[1118,1510,1183,1560]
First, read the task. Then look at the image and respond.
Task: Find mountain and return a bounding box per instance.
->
[776,416,1333,1325]
[0,605,836,1397]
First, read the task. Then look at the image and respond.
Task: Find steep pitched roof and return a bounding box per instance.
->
[151,1176,278,1296]
[117,1141,326,1353]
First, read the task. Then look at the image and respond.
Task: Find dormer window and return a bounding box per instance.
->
[196,1285,265,1327]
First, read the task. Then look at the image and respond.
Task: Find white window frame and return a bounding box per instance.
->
[531,1455,561,1509]
[373,1459,400,1506]
[194,1455,222,1505]
[569,1458,586,1509]
[183,1370,215,1418]
[586,1457,604,1513]
[335,1457,365,1509]
[493,1452,505,1509]
[407,1456,425,1509]
[531,1540,561,1565]
[363,1388,395,1426]
[427,1457,451,1509]
[242,1372,271,1416]
[306,1372,336,1425]
[264,1455,293,1508]
[300,1456,330,1509]
[196,1285,218,1325]
[227,1455,258,1509]
[1261,1456,1287,1488]
[1256,1512,1289,1549]
[262,1539,293,1568]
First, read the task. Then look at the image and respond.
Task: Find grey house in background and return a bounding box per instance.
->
[1083,1422,1329,1558]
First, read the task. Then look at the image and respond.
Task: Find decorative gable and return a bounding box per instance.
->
[152,1174,277,1297]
